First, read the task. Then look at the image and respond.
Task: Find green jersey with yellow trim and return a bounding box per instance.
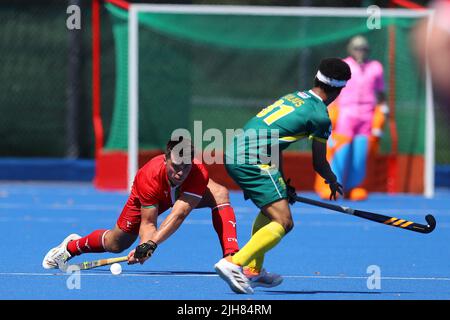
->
[226,90,331,165]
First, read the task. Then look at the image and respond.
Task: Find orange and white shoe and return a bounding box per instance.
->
[349,188,368,201]
[244,267,283,288]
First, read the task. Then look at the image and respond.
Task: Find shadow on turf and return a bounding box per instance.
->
[79,270,414,296]
[90,270,217,275]
[263,290,411,295]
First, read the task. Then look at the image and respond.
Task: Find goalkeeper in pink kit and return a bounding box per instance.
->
[315,35,388,201]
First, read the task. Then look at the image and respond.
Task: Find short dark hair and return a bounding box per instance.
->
[165,136,195,163]
[314,58,352,95]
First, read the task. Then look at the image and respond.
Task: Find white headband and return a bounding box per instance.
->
[316,70,347,88]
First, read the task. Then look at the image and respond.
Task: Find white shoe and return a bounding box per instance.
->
[42,234,81,270]
[244,267,283,288]
[214,258,254,294]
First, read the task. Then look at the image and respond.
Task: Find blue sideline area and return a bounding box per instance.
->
[0,182,449,300]
[0,158,94,181]
[0,158,449,188]
[435,165,450,188]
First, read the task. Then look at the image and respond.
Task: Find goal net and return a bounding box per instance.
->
[96,3,433,196]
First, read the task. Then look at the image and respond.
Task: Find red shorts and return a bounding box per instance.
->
[116,201,170,235]
[116,204,142,235]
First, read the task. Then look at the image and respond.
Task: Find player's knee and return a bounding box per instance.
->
[107,243,128,254]
[104,234,131,253]
[272,217,294,234]
[212,184,230,205]
[283,219,294,233]
[108,246,123,254]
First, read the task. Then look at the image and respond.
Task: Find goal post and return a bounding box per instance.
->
[128,5,139,192]
[424,11,436,199]
[97,2,435,196]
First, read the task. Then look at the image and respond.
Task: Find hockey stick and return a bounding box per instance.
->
[295,195,436,234]
[67,256,128,271]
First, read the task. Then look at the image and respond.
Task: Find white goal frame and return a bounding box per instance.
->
[127,4,435,197]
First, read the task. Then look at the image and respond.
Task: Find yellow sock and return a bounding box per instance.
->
[232,221,285,267]
[246,212,271,272]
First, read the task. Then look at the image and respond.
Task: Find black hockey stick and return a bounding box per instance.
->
[294,195,436,234]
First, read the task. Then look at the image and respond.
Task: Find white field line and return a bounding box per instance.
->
[0,202,449,217]
[1,216,450,228]
[0,272,449,282]
[0,203,121,211]
[1,216,450,229]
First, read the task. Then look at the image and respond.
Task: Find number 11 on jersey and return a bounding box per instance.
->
[256,99,295,125]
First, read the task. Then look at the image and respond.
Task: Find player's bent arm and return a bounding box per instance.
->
[127,206,159,264]
[150,193,202,245]
[138,206,158,244]
[311,139,337,183]
[312,139,343,200]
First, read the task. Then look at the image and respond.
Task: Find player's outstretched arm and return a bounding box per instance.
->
[139,206,158,242]
[312,139,343,200]
[128,206,158,265]
[128,194,201,265]
[150,193,201,244]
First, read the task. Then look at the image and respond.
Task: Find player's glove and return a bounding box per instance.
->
[326,180,344,201]
[134,240,158,259]
[286,178,297,205]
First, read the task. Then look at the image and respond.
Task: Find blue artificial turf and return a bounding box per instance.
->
[0,182,449,300]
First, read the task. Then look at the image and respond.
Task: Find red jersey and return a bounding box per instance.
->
[127,154,209,214]
[117,154,209,234]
